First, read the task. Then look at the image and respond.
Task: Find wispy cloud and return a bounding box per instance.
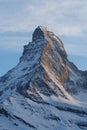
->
[0,0,87,36]
[0,42,24,52]
[65,43,87,57]
[0,34,30,52]
[0,0,87,57]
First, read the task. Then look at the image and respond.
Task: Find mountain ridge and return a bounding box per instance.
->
[0,26,87,130]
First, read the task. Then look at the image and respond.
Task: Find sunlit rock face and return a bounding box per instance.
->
[0,26,87,130]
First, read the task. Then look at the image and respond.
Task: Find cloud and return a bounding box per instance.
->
[65,43,87,56]
[0,0,87,36]
[0,34,30,52]
[0,0,87,58]
[0,41,24,52]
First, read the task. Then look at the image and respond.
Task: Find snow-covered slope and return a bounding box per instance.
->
[0,26,87,130]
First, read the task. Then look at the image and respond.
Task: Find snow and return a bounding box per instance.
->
[73,90,87,107]
[0,88,87,130]
[38,25,52,33]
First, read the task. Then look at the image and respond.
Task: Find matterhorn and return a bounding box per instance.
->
[0,26,87,130]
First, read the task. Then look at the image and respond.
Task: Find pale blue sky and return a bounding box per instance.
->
[0,0,87,76]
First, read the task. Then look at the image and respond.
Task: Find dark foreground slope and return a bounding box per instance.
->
[0,26,87,130]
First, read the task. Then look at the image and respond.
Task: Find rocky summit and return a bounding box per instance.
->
[0,26,87,130]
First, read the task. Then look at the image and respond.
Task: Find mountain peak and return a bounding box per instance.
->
[21,25,67,65]
[34,25,51,32]
[32,26,45,42]
[32,25,52,42]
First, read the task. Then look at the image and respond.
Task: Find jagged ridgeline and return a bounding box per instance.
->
[0,26,87,130]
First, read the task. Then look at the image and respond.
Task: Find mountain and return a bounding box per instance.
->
[0,26,87,130]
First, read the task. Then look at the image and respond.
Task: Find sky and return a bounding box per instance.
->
[0,0,87,76]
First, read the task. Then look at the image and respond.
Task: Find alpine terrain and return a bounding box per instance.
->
[0,26,87,130]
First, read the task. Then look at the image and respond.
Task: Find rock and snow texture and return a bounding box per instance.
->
[0,26,87,130]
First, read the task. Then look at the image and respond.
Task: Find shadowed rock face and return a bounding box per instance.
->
[0,26,87,130]
[32,26,44,42]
